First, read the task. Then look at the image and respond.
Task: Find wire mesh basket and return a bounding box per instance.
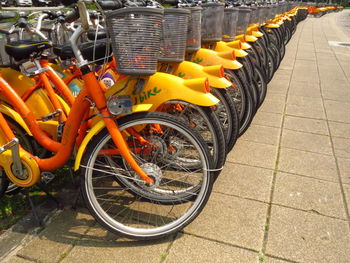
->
[257,6,265,24]
[106,7,164,76]
[249,6,259,25]
[186,7,202,52]
[236,7,251,36]
[222,8,239,41]
[159,8,190,63]
[201,2,225,42]
[267,6,275,20]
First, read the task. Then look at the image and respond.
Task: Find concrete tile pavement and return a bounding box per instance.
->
[2,11,350,263]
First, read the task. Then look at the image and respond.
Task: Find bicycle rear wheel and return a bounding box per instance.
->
[80,112,214,240]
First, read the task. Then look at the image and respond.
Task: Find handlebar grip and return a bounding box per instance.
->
[97,0,123,10]
[64,7,80,23]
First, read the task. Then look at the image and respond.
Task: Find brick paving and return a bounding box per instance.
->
[2,11,350,263]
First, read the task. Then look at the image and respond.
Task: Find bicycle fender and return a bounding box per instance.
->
[0,104,32,136]
[192,48,242,70]
[214,41,248,58]
[244,35,258,42]
[109,72,219,107]
[251,31,264,38]
[173,61,232,89]
[74,103,153,171]
[55,94,70,115]
[265,23,280,29]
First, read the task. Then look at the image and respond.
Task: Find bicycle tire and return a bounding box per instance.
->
[266,48,276,83]
[269,41,282,70]
[225,70,255,136]
[162,101,226,179]
[3,117,37,195]
[210,88,240,153]
[80,111,214,240]
[253,66,268,107]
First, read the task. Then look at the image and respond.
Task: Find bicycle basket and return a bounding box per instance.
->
[222,8,239,41]
[257,6,265,24]
[201,2,225,42]
[106,7,163,76]
[186,7,202,52]
[236,7,251,36]
[249,6,258,25]
[267,6,274,20]
[159,8,190,63]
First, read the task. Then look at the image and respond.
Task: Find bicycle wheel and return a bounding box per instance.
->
[269,42,282,70]
[225,70,255,136]
[253,66,268,106]
[3,117,37,195]
[161,101,226,179]
[80,112,214,240]
[210,88,240,153]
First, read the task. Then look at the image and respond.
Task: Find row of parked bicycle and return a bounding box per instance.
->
[308,4,344,17]
[0,0,341,240]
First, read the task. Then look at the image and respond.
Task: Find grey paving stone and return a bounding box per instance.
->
[329,121,350,138]
[281,129,332,155]
[259,99,285,114]
[296,51,316,61]
[252,111,283,128]
[337,157,350,184]
[273,172,347,219]
[293,59,318,72]
[240,124,280,145]
[213,163,273,202]
[278,148,338,182]
[266,92,287,102]
[322,87,350,103]
[265,256,292,263]
[61,226,171,263]
[16,209,95,263]
[267,79,290,95]
[164,234,258,263]
[288,80,321,98]
[6,256,34,263]
[184,193,268,250]
[286,103,326,119]
[291,71,320,82]
[266,205,350,263]
[324,100,350,123]
[333,137,350,158]
[287,95,323,107]
[344,184,350,214]
[227,140,278,169]
[272,69,293,81]
[284,115,328,135]
[318,65,348,82]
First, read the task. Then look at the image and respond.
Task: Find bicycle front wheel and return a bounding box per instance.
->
[80,112,214,240]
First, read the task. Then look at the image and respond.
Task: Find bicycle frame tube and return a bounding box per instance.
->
[40,60,75,106]
[0,77,60,152]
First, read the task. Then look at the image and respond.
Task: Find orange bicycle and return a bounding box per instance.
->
[0,1,215,240]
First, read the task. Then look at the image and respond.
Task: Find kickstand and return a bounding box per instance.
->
[67,165,83,210]
[36,182,63,210]
[24,189,43,227]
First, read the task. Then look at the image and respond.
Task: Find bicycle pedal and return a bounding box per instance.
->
[41,109,63,122]
[40,172,55,184]
[0,138,19,154]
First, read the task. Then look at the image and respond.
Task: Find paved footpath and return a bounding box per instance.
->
[2,11,350,263]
